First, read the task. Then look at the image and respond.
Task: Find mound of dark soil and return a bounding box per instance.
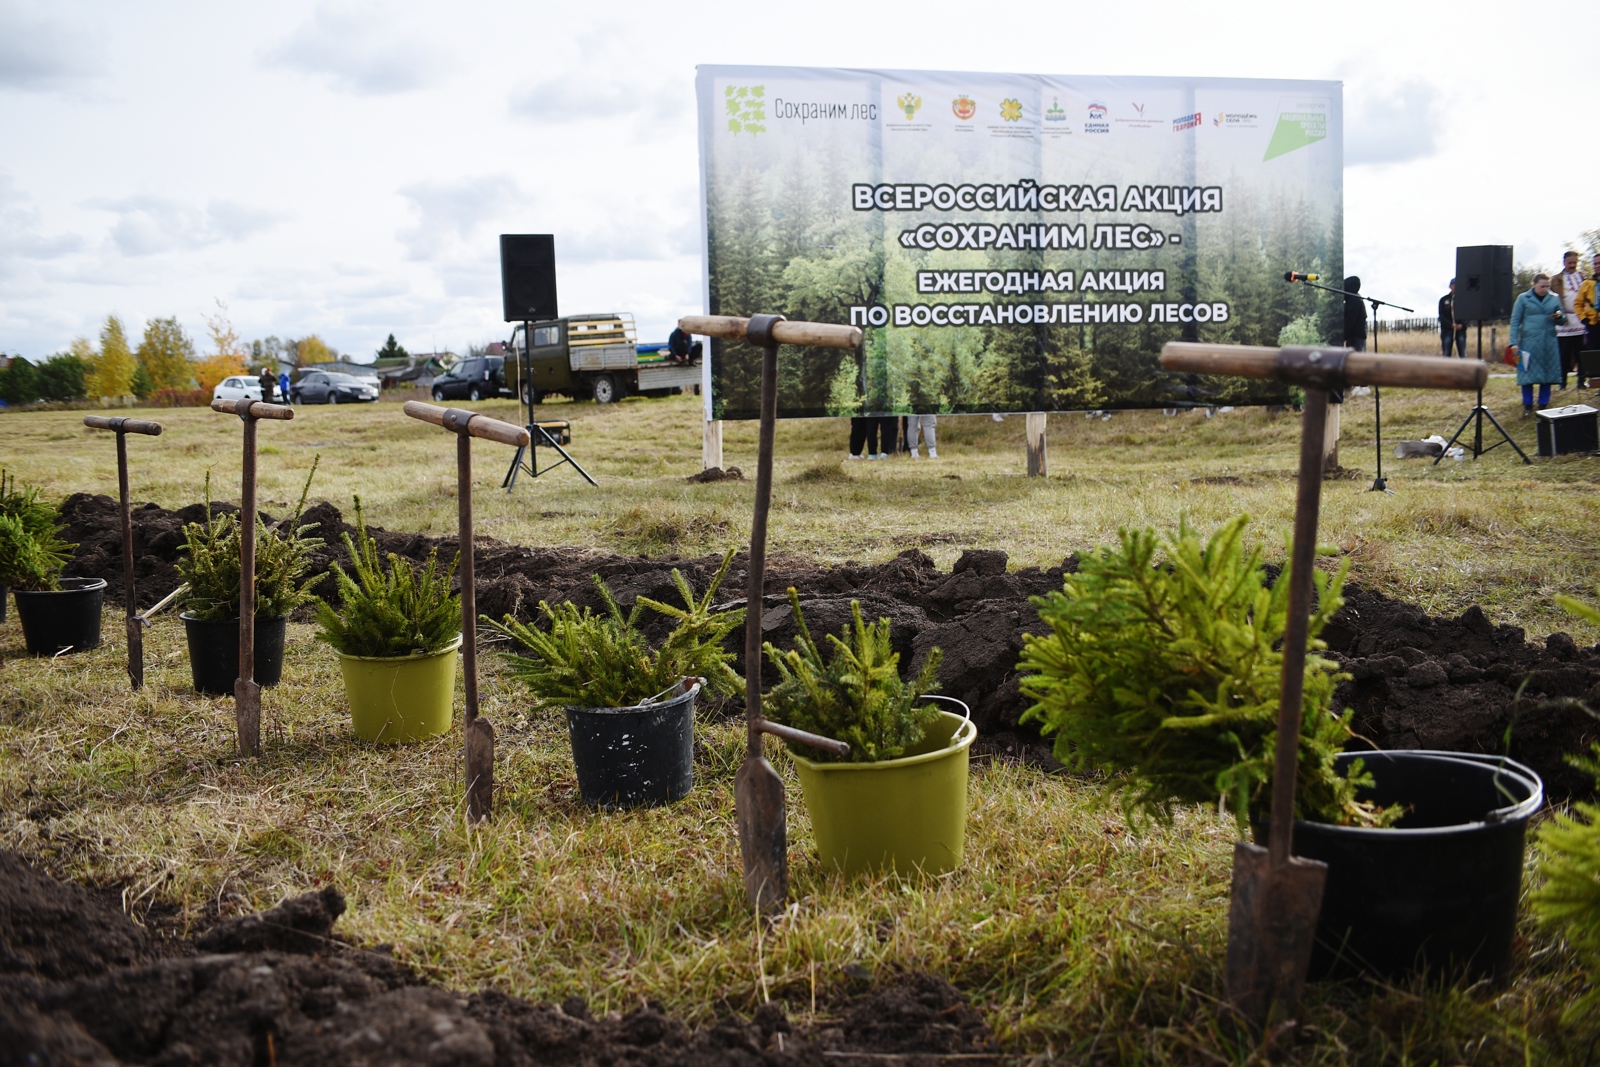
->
[57,494,1600,797]
[0,853,998,1067]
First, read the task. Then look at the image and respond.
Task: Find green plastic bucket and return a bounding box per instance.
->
[337,634,461,743]
[790,699,976,876]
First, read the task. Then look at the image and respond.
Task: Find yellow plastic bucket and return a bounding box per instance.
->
[790,702,976,876]
[337,635,461,743]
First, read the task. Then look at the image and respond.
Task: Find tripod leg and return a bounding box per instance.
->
[502,444,526,490]
[1433,406,1480,466]
[533,427,599,487]
[1479,407,1533,464]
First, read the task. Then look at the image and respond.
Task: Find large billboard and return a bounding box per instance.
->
[696,66,1343,419]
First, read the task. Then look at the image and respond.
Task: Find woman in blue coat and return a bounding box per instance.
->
[1511,274,1564,413]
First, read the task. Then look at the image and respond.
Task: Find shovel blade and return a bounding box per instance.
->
[736,756,787,914]
[126,616,143,691]
[1225,841,1328,1027]
[234,677,261,758]
[465,716,495,822]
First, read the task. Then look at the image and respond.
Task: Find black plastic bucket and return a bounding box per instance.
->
[1264,750,1542,982]
[13,578,106,656]
[565,679,701,808]
[182,612,289,695]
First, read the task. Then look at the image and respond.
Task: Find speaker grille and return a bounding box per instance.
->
[500,235,558,323]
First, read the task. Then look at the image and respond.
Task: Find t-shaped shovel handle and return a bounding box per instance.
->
[82,416,164,690]
[677,314,863,350]
[1160,342,1489,391]
[403,401,529,824]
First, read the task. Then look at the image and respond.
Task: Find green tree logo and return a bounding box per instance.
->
[725,85,766,135]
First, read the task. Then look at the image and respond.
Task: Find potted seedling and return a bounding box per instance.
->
[177,468,322,695]
[762,590,973,876]
[1019,514,1543,981]
[0,472,103,655]
[485,549,744,808]
[314,497,461,743]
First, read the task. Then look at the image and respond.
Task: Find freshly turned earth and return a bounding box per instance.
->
[57,493,1600,798]
[0,853,996,1066]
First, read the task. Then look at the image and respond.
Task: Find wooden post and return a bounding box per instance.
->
[703,419,723,470]
[1025,412,1047,477]
[1322,402,1341,471]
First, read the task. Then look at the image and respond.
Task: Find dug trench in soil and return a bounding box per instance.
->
[0,852,998,1067]
[56,493,1600,798]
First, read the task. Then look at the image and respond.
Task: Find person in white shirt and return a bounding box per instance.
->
[1552,251,1588,390]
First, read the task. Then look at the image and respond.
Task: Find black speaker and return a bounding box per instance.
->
[1454,245,1513,322]
[499,234,558,323]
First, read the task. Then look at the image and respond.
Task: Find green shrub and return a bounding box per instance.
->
[485,549,744,708]
[1531,745,1600,1023]
[177,465,323,621]
[0,472,74,590]
[1018,515,1394,832]
[314,496,459,658]
[762,589,941,764]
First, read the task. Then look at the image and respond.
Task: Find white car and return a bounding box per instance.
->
[212,376,264,403]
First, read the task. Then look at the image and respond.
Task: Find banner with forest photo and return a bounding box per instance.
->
[696,66,1343,419]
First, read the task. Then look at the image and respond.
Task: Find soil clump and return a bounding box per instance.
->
[0,853,999,1066]
[56,494,1600,796]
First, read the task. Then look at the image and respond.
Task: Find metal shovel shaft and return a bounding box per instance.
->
[458,428,494,823]
[115,432,142,691]
[237,415,260,757]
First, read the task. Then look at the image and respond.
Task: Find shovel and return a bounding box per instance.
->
[403,400,530,822]
[212,398,295,757]
[1158,342,1487,1025]
[678,313,861,913]
[82,416,164,690]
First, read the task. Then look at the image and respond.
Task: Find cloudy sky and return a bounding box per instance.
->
[0,0,1590,362]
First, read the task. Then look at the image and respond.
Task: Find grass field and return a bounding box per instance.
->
[3,379,1599,1064]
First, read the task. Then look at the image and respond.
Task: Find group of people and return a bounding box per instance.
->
[849,414,938,459]
[1506,251,1599,413]
[1437,251,1599,414]
[257,368,291,404]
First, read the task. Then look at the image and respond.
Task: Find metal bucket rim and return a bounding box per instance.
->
[13,577,107,596]
[1294,749,1544,838]
[566,677,703,717]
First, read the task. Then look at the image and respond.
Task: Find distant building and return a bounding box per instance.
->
[372,353,448,391]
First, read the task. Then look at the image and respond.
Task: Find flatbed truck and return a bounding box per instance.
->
[505,313,701,404]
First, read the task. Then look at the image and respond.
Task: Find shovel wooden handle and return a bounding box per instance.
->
[678,315,862,350]
[83,416,164,435]
[210,399,295,420]
[1160,342,1488,391]
[403,401,531,447]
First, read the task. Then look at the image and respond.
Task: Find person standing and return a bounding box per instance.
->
[278,370,291,404]
[907,414,938,458]
[848,416,878,460]
[1343,276,1368,351]
[1575,252,1600,385]
[257,366,276,404]
[1438,279,1466,357]
[1553,251,1587,388]
[1511,274,1564,414]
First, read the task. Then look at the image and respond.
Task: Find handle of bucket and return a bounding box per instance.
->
[638,678,702,707]
[919,694,971,720]
[1403,750,1544,822]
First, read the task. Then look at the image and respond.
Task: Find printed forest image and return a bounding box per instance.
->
[702,72,1344,419]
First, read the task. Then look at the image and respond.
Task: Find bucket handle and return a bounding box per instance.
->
[1398,750,1544,823]
[637,677,704,707]
[919,694,971,720]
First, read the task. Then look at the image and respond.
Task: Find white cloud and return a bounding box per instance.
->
[0,176,85,276]
[1346,81,1438,166]
[396,174,525,261]
[86,196,284,256]
[508,76,689,125]
[261,1,449,96]
[0,2,105,91]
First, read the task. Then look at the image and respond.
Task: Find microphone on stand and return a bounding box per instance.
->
[1284,271,1320,283]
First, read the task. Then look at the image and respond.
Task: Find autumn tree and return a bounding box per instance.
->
[83,315,137,400]
[195,300,248,393]
[36,353,87,400]
[297,335,333,365]
[136,317,196,392]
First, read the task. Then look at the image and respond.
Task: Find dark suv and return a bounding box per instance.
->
[431,357,508,402]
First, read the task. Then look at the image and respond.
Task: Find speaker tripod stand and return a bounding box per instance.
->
[502,320,597,490]
[1434,320,1530,466]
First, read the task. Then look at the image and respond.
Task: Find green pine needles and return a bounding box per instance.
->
[762,589,942,764]
[313,496,459,658]
[178,464,324,622]
[485,549,744,708]
[0,471,74,590]
[1019,515,1395,832]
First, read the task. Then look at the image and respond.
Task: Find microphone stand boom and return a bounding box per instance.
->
[1285,274,1412,493]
